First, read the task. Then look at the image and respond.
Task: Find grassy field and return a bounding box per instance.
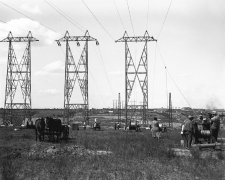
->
[0,123,225,180]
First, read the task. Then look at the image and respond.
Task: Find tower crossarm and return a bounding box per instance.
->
[115,31,157,43]
[0,31,38,42]
[56,30,99,46]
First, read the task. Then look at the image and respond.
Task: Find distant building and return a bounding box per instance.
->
[154,108,167,113]
[181,107,192,111]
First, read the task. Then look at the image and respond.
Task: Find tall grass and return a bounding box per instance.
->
[0,127,224,179]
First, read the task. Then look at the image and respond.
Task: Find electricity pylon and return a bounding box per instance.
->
[56,31,99,125]
[169,92,172,127]
[116,31,156,127]
[118,93,121,123]
[1,31,38,125]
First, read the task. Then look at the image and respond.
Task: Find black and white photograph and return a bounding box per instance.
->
[0,0,225,179]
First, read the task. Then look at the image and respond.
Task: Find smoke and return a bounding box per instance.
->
[205,97,222,110]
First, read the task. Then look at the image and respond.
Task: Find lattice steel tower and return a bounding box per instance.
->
[118,93,121,123]
[56,31,99,124]
[116,31,156,126]
[1,31,38,125]
[168,92,172,127]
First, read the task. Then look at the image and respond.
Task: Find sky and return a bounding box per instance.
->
[0,0,225,109]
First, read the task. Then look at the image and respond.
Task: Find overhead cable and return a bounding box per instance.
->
[157,0,172,41]
[0,19,56,41]
[97,46,115,98]
[89,70,108,107]
[82,0,115,41]
[47,0,116,100]
[146,0,150,30]
[151,42,157,108]
[165,67,168,109]
[112,0,126,31]
[157,43,193,110]
[126,0,135,36]
[44,0,85,33]
[0,1,60,35]
[0,18,66,55]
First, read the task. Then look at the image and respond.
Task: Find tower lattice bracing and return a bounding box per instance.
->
[169,92,172,127]
[1,31,38,125]
[56,31,99,125]
[116,31,156,126]
[118,93,121,123]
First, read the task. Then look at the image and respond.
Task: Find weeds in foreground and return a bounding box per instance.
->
[0,128,224,179]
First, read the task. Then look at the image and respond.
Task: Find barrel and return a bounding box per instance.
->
[200,130,210,136]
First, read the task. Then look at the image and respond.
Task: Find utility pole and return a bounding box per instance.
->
[56,31,99,125]
[116,31,156,127]
[113,100,117,109]
[118,93,121,123]
[169,92,172,127]
[1,31,38,125]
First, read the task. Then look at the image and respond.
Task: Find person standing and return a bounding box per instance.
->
[210,111,220,143]
[192,116,199,144]
[151,117,161,140]
[182,115,194,149]
[202,116,210,130]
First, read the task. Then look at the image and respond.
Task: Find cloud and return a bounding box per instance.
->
[38,89,60,95]
[0,18,61,46]
[35,60,64,75]
[20,4,42,15]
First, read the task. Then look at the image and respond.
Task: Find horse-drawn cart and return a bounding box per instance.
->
[35,117,69,142]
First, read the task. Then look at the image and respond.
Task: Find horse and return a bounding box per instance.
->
[45,117,62,142]
[35,118,45,141]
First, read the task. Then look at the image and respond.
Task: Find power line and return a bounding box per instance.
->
[157,43,193,109]
[0,1,60,35]
[157,0,172,40]
[44,0,85,33]
[82,0,115,41]
[146,0,150,30]
[112,0,126,31]
[0,1,104,109]
[0,27,15,34]
[126,0,135,36]
[0,18,66,55]
[97,46,115,98]
[151,42,157,108]
[45,0,116,100]
[89,70,108,108]
[165,67,168,108]
[0,18,56,42]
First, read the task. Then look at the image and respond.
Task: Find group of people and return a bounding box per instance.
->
[181,111,221,149]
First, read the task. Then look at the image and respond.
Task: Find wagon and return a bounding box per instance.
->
[44,121,69,141]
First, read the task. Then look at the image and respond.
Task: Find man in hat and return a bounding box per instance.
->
[202,115,210,130]
[192,115,200,144]
[182,115,194,148]
[151,117,161,140]
[210,111,220,143]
